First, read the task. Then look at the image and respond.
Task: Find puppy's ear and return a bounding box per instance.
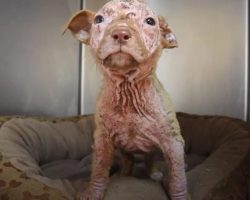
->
[158,16,178,49]
[63,10,95,45]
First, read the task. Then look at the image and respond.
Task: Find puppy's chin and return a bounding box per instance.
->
[103,53,139,70]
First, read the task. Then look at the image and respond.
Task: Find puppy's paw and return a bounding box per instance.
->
[150,171,164,181]
[75,189,104,200]
[75,192,89,200]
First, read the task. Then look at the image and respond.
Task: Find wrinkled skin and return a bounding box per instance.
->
[65,0,188,199]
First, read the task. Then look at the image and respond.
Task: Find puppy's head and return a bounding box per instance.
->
[64,0,177,77]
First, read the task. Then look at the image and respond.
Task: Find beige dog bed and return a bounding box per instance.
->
[0,113,249,200]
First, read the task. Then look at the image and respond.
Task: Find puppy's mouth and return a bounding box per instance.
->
[103,52,139,71]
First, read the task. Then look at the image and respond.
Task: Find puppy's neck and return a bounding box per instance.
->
[99,62,159,119]
[105,75,154,118]
[97,48,162,117]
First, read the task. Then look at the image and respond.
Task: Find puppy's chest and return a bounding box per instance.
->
[102,111,163,152]
[98,85,167,152]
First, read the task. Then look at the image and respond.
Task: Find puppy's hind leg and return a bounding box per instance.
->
[145,152,164,182]
[119,151,134,176]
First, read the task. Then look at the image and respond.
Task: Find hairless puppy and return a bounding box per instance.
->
[65,0,188,199]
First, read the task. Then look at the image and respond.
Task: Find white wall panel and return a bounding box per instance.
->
[149,0,247,120]
[0,0,81,116]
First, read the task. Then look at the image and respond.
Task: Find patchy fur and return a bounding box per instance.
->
[65,0,188,199]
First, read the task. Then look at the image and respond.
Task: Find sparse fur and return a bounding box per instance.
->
[65,0,188,199]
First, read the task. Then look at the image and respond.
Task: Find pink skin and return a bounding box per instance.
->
[69,0,188,200]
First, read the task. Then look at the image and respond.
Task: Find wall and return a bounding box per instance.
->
[82,0,247,120]
[0,0,247,119]
[149,0,247,120]
[0,0,80,116]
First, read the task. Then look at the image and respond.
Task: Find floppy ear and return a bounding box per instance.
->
[63,10,95,45]
[158,16,178,49]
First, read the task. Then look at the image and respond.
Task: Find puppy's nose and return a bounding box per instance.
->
[112,29,131,42]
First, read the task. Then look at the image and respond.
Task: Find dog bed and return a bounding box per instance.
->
[0,113,249,200]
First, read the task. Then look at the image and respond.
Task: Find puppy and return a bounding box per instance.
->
[65,0,188,199]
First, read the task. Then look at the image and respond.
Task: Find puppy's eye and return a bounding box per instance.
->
[145,17,156,26]
[94,15,104,24]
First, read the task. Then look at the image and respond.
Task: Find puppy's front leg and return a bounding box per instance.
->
[77,129,114,200]
[161,137,188,200]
